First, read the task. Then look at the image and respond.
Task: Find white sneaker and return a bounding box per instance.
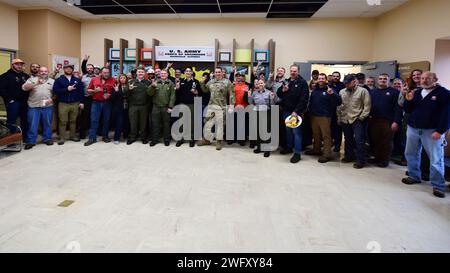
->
[114,141,120,145]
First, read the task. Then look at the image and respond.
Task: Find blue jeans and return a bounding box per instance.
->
[283,111,302,154]
[342,119,367,163]
[27,106,53,144]
[89,101,112,140]
[405,126,446,190]
[6,100,28,138]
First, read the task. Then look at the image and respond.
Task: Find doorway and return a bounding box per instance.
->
[311,64,362,79]
[434,38,450,89]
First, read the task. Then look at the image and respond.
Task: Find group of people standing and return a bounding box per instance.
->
[0,57,449,198]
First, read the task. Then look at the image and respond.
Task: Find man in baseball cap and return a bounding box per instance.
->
[12,59,25,65]
[0,58,30,138]
[63,64,75,70]
[337,73,371,169]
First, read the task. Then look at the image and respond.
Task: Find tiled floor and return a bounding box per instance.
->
[0,141,449,253]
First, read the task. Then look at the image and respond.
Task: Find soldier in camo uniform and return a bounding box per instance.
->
[197,67,235,151]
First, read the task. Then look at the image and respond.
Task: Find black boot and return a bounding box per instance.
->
[84,139,96,146]
[290,153,301,163]
[24,144,35,150]
[43,140,54,146]
[402,177,421,185]
[176,140,184,147]
[433,188,445,198]
[150,141,158,147]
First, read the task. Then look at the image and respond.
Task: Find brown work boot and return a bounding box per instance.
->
[318,156,333,163]
[216,141,223,151]
[197,139,211,146]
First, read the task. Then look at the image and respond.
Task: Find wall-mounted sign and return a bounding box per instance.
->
[155,46,215,62]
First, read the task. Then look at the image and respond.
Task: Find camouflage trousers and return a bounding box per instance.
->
[203,104,226,142]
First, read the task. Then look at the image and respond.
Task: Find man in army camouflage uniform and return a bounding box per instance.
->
[197,67,235,151]
[148,70,176,146]
[124,67,151,145]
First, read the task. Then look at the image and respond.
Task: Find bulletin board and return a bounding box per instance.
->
[0,51,13,75]
[51,54,80,72]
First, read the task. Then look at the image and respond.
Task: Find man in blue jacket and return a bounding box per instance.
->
[277,65,309,164]
[368,73,402,168]
[306,73,342,163]
[52,64,84,145]
[402,72,450,198]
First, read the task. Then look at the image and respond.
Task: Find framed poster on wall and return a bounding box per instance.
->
[235,49,252,63]
[124,48,136,61]
[233,64,251,82]
[123,62,137,74]
[219,51,231,62]
[254,50,269,63]
[109,48,120,60]
[141,48,153,61]
[52,54,79,72]
[111,62,120,77]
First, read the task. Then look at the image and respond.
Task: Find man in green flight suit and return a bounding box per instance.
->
[124,67,151,145]
[197,67,235,151]
[148,70,176,146]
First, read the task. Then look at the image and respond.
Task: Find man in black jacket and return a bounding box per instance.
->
[174,67,201,147]
[276,65,309,163]
[0,59,30,138]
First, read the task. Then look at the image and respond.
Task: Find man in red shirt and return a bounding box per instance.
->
[228,72,249,146]
[84,67,116,146]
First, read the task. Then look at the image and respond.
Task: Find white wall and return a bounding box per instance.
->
[81,18,375,70]
[0,2,19,50]
[373,0,450,66]
[434,39,450,88]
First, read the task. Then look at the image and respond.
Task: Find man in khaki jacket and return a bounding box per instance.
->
[337,74,371,169]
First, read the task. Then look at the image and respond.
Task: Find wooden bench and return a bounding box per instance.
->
[0,122,22,152]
